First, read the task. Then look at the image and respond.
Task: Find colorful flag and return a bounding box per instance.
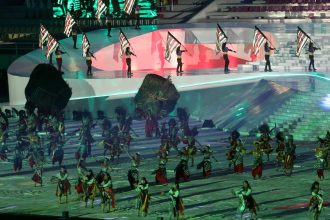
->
[215,24,228,54]
[296,27,310,57]
[82,33,90,57]
[46,34,59,59]
[39,24,49,48]
[123,0,136,15]
[165,32,181,62]
[64,12,76,37]
[252,26,268,55]
[96,0,107,22]
[119,28,130,57]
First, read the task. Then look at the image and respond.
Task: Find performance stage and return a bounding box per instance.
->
[7,22,329,106]
[8,22,278,106]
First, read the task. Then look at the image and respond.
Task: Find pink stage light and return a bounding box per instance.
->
[92,29,262,76]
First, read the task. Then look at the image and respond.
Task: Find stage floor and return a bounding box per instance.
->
[0,117,329,220]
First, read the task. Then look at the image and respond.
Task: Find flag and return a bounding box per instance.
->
[64,12,76,37]
[46,34,59,59]
[96,0,107,22]
[252,26,268,55]
[215,24,228,54]
[123,0,136,15]
[119,29,130,57]
[296,27,310,57]
[39,24,49,48]
[165,32,181,62]
[82,33,90,57]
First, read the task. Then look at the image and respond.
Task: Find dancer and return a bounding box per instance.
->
[167,118,180,152]
[105,11,112,37]
[197,144,218,177]
[72,25,78,49]
[309,181,324,220]
[52,140,64,166]
[75,139,88,161]
[232,180,258,220]
[75,160,88,201]
[54,166,71,204]
[176,46,187,75]
[227,130,242,168]
[251,142,263,179]
[85,48,96,77]
[222,42,236,74]
[153,145,168,184]
[32,160,43,187]
[258,133,273,162]
[308,41,320,72]
[169,182,184,220]
[55,46,66,73]
[186,136,197,167]
[0,142,8,161]
[100,172,115,212]
[108,126,122,160]
[233,144,246,174]
[283,135,296,176]
[314,146,326,181]
[175,147,190,182]
[79,115,94,156]
[275,132,286,169]
[136,177,150,217]
[125,47,136,78]
[144,109,156,138]
[127,152,141,189]
[84,169,97,208]
[13,149,23,173]
[264,41,275,72]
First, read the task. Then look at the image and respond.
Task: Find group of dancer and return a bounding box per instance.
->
[0,106,327,219]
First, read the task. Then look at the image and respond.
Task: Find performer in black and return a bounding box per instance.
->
[72,24,78,49]
[134,4,140,29]
[55,46,66,73]
[106,11,112,37]
[85,48,96,77]
[264,42,275,72]
[176,46,187,76]
[125,47,136,78]
[308,41,320,72]
[222,42,236,74]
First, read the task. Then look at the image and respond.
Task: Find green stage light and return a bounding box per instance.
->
[52,0,158,19]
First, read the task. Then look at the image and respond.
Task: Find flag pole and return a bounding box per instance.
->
[298,26,321,50]
[169,31,192,56]
[255,26,278,52]
[119,28,137,57]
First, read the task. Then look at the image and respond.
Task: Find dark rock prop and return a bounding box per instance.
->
[24,64,72,115]
[134,74,180,118]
